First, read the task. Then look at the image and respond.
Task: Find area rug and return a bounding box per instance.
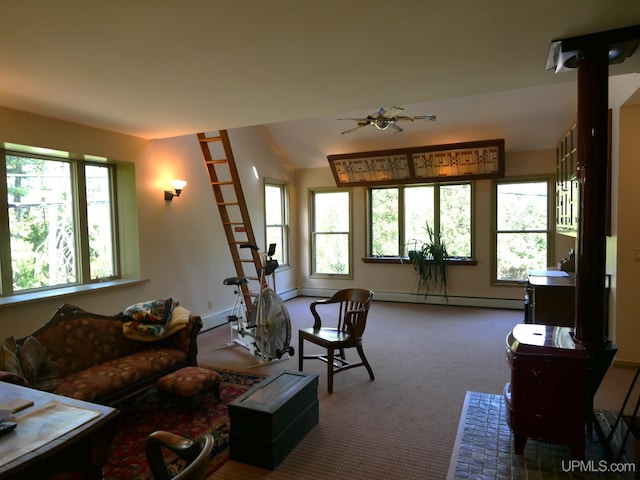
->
[104,368,266,480]
[447,391,635,480]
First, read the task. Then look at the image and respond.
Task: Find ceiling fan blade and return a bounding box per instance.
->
[336,117,367,122]
[386,106,404,118]
[395,115,415,122]
[414,114,437,121]
[341,124,368,135]
[391,123,403,133]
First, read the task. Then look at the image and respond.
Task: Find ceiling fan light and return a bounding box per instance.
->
[374,118,392,130]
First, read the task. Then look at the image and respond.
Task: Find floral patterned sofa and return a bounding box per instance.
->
[0,302,202,406]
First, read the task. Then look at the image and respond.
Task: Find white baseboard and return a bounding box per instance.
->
[201,311,230,331]
[299,287,523,310]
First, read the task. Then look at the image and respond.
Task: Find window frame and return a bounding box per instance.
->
[264,178,290,267]
[1,144,122,298]
[491,176,554,285]
[365,181,475,261]
[309,187,353,279]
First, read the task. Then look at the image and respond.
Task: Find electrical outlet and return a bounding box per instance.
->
[208,300,214,309]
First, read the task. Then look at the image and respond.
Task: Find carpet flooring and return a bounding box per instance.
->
[197,297,637,480]
[447,391,636,480]
[103,368,266,479]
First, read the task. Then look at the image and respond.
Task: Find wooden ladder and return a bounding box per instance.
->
[197,130,261,312]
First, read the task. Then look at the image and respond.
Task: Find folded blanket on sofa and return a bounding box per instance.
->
[123,302,191,341]
[122,298,174,337]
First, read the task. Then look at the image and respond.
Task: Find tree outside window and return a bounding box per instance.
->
[265,181,289,266]
[2,149,118,296]
[311,190,350,276]
[495,179,551,282]
[369,183,471,258]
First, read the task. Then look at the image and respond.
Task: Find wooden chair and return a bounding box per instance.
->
[298,288,374,393]
[146,430,215,480]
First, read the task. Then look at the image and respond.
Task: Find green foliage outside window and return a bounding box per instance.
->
[370,183,471,258]
[3,152,117,295]
[312,190,350,275]
[496,181,549,281]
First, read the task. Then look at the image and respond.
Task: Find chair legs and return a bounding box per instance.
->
[298,333,304,372]
[327,348,334,394]
[299,331,374,393]
[357,346,375,381]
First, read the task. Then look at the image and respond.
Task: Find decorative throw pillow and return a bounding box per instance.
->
[19,336,48,385]
[0,336,23,378]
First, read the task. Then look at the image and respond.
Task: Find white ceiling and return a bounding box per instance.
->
[1,1,639,168]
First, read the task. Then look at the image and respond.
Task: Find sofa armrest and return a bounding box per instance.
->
[0,370,29,387]
[171,314,202,366]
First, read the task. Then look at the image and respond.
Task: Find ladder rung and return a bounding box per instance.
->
[211,181,234,186]
[205,159,228,165]
[223,221,244,225]
[218,202,239,206]
[200,136,222,143]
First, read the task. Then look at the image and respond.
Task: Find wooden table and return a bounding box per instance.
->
[0,383,118,479]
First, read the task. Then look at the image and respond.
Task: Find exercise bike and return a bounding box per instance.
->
[218,243,294,367]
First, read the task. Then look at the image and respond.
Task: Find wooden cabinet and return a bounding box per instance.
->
[555,112,611,236]
[556,121,579,234]
[526,271,575,327]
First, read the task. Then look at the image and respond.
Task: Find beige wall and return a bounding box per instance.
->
[0,110,295,338]
[613,103,640,364]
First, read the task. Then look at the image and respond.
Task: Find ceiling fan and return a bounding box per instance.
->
[337,106,436,135]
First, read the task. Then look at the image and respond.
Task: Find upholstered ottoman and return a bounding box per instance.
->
[156,366,222,410]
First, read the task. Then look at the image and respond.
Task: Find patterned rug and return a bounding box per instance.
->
[104,368,266,479]
[447,391,635,480]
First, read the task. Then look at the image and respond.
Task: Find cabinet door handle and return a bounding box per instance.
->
[532,369,543,383]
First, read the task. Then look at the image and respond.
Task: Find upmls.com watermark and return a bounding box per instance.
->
[561,459,636,474]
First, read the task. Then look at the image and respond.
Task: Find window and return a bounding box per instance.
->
[264,180,289,266]
[310,189,351,276]
[494,179,552,282]
[368,183,472,258]
[1,145,119,297]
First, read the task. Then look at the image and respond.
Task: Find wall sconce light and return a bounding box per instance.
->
[165,179,187,201]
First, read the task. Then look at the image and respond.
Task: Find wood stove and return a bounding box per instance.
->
[505,324,589,458]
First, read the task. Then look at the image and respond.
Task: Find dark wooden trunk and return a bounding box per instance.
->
[229,370,319,469]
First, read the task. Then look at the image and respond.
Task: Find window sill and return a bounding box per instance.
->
[362,256,478,266]
[0,278,150,308]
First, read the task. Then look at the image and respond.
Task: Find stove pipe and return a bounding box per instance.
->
[574,43,609,351]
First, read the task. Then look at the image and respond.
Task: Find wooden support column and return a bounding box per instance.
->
[574,44,609,350]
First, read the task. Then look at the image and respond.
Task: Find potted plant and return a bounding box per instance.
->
[407,223,449,301]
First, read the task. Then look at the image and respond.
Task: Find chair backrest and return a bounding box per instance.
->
[146,430,215,480]
[311,288,374,342]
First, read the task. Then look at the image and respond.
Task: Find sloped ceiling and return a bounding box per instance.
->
[1,1,639,168]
